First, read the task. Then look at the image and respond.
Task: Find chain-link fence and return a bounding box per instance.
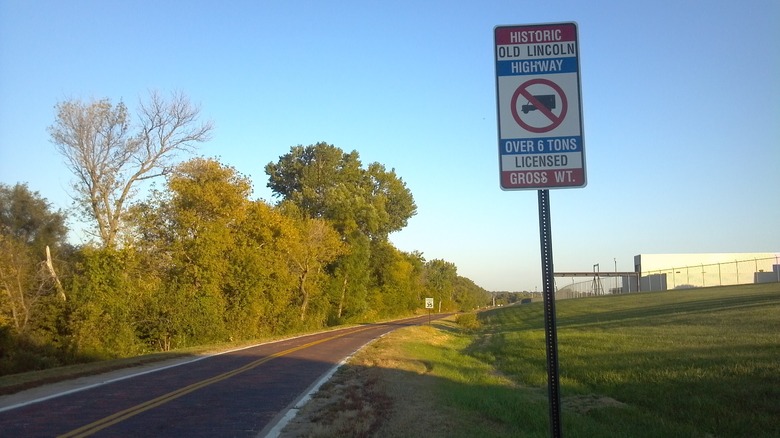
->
[555,274,639,299]
[642,256,780,291]
[555,257,780,297]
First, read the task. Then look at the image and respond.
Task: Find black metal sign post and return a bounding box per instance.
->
[538,189,562,438]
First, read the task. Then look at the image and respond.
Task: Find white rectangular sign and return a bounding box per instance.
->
[495,22,586,190]
[425,298,434,309]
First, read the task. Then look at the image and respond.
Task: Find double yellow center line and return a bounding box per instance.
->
[59,326,371,437]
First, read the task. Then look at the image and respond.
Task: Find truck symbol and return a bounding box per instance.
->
[521,94,556,114]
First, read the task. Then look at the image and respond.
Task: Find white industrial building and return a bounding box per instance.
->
[634,252,780,291]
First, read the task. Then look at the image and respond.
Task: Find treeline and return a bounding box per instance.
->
[1,146,489,374]
[491,291,539,306]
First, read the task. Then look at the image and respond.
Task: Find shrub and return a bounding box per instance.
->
[455,313,481,330]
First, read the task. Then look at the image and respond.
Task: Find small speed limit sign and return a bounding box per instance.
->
[425,298,434,309]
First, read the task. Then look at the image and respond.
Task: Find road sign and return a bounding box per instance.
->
[425,298,434,309]
[495,22,586,190]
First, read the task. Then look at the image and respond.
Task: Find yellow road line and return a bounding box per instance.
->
[58,327,372,438]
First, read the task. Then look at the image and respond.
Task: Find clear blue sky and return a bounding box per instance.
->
[1,0,778,291]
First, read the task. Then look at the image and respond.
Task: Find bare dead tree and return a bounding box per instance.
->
[44,246,66,301]
[49,91,213,248]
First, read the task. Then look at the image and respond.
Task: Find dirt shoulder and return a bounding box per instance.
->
[278,324,473,438]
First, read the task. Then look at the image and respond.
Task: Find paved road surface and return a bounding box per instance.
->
[0,315,445,437]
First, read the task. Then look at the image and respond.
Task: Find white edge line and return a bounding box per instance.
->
[0,356,204,414]
[0,336,312,414]
[259,333,391,438]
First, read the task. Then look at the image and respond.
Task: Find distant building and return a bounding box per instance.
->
[634,253,780,291]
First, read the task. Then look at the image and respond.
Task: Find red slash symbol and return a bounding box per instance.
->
[510,78,568,133]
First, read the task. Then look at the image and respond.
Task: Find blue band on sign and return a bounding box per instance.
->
[500,136,582,155]
[496,58,578,76]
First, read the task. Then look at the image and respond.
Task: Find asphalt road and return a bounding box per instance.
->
[0,314,445,437]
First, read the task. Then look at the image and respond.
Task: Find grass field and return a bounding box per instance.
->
[471,283,780,437]
[287,283,780,437]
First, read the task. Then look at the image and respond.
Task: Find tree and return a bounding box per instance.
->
[266,143,417,325]
[48,91,213,248]
[265,142,416,240]
[424,259,458,311]
[66,247,147,357]
[0,183,68,333]
[284,214,345,324]
[452,276,490,311]
[130,158,251,347]
[327,232,371,323]
[0,183,68,255]
[225,201,299,337]
[368,241,422,317]
[0,236,39,332]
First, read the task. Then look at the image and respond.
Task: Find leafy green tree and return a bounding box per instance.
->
[326,232,371,324]
[366,162,417,239]
[424,259,458,311]
[0,183,68,333]
[452,276,490,311]
[67,247,146,357]
[224,201,299,336]
[490,291,525,306]
[0,183,68,255]
[368,241,424,317]
[0,236,39,332]
[398,250,428,313]
[48,91,213,248]
[265,142,416,240]
[266,143,416,325]
[284,213,345,325]
[131,158,251,346]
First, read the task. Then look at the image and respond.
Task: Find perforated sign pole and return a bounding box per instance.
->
[538,189,562,438]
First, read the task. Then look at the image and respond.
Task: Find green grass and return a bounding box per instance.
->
[358,283,779,437]
[357,321,553,438]
[469,283,780,437]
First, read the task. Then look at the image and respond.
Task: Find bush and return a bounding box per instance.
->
[455,313,481,330]
[0,328,68,376]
